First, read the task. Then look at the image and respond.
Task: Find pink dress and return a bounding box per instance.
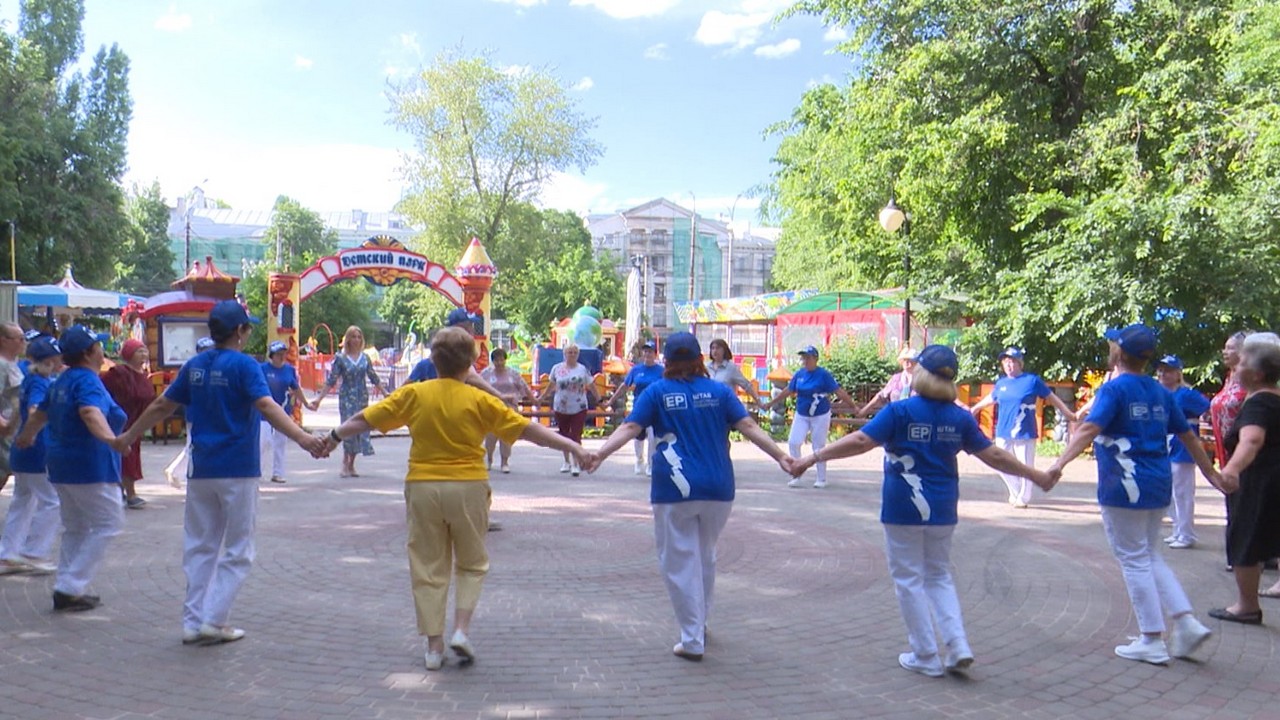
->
[1210,373,1247,467]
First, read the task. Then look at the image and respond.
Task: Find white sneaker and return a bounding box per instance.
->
[181,628,202,645]
[23,560,56,575]
[787,478,803,488]
[1167,615,1212,659]
[1114,636,1169,665]
[425,650,444,671]
[1163,535,1178,544]
[450,629,476,665]
[634,462,646,475]
[945,639,974,672]
[644,464,651,475]
[813,479,827,488]
[196,623,246,646]
[1168,539,1196,549]
[500,464,510,474]
[571,461,580,477]
[898,651,944,677]
[559,462,571,473]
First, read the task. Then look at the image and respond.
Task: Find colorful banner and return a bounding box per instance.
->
[674,289,820,324]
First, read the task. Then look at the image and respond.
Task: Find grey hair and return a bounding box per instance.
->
[1241,332,1280,385]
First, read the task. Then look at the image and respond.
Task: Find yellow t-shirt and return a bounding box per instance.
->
[364,378,530,481]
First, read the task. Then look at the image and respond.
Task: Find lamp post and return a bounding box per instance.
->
[687,191,697,304]
[879,198,911,348]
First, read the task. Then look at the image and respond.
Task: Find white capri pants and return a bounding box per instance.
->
[1100,506,1193,634]
[52,482,124,597]
[182,477,259,632]
[653,500,733,656]
[883,523,968,662]
[260,420,288,479]
[789,412,832,483]
[996,438,1036,504]
[0,471,61,561]
[1168,462,1197,543]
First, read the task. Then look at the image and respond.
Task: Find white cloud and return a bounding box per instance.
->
[694,10,772,49]
[383,33,424,78]
[572,76,595,91]
[806,74,835,89]
[823,26,850,43]
[754,38,800,59]
[570,0,681,20]
[502,64,533,77]
[399,33,422,56]
[154,4,192,33]
[294,55,314,70]
[643,43,668,60]
[538,172,610,215]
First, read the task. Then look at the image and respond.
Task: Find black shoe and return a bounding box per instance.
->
[52,591,101,612]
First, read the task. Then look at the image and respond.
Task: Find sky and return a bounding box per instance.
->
[1,0,856,225]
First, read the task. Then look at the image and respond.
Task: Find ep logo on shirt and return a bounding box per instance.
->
[663,394,688,410]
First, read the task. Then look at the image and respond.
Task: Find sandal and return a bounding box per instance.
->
[1208,607,1263,625]
[1258,588,1280,599]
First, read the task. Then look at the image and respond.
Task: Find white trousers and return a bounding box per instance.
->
[633,435,656,466]
[52,482,124,596]
[260,420,288,478]
[996,438,1036,504]
[183,477,259,631]
[653,500,733,655]
[1168,462,1197,543]
[165,434,192,483]
[883,523,967,661]
[1099,506,1193,634]
[0,471,61,561]
[789,412,832,483]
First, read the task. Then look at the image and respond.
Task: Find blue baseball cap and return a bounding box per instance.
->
[1156,354,1183,370]
[797,345,819,357]
[917,344,959,380]
[209,300,258,332]
[59,325,106,357]
[196,337,216,351]
[22,328,43,342]
[446,308,481,327]
[997,346,1025,360]
[27,336,60,361]
[1105,324,1157,360]
[663,331,701,361]
[268,340,288,355]
[641,341,657,351]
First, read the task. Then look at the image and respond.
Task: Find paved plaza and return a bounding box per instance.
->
[2,415,1280,719]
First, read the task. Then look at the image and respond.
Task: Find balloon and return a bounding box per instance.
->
[573,305,603,323]
[571,316,602,348]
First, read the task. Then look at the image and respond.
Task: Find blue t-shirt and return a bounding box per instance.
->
[165,349,272,479]
[1167,386,1210,463]
[261,361,301,414]
[40,367,126,484]
[787,367,840,417]
[1087,374,1189,509]
[626,377,748,504]
[10,372,52,473]
[408,358,437,383]
[862,397,993,526]
[993,373,1052,440]
[623,363,664,398]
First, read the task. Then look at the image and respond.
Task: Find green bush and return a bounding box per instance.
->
[820,338,899,389]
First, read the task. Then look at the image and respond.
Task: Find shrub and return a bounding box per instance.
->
[820,338,899,389]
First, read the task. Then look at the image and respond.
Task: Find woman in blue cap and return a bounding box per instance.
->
[123,300,328,645]
[969,346,1078,507]
[1049,324,1221,665]
[0,336,64,575]
[261,340,317,484]
[588,332,792,662]
[14,325,129,612]
[1154,354,1210,549]
[762,345,855,489]
[790,345,1053,678]
[603,340,665,475]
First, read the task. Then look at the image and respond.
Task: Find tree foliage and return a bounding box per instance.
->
[0,0,133,286]
[503,244,625,339]
[114,180,177,296]
[768,0,1280,379]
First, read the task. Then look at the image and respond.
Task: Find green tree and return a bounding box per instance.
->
[503,244,625,340]
[263,195,338,271]
[115,180,177,296]
[0,0,133,286]
[768,0,1280,379]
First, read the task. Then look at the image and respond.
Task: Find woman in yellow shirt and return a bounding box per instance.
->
[323,327,591,671]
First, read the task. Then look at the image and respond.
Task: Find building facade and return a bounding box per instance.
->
[586,198,776,330]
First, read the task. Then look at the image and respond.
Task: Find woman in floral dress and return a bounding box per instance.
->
[314,326,389,477]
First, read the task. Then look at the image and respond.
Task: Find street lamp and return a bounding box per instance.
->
[879,198,911,348]
[687,191,697,304]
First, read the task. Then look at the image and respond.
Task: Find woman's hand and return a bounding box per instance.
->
[1219,468,1240,494]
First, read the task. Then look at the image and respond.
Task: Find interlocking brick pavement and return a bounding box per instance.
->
[2,421,1279,719]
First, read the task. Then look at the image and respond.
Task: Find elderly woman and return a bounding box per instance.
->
[313,326,389,477]
[763,345,856,489]
[1048,324,1220,664]
[790,345,1053,677]
[969,346,1078,508]
[1212,333,1280,622]
[1211,331,1251,570]
[856,346,919,418]
[706,338,766,406]
[101,338,156,508]
[15,325,129,612]
[588,332,792,662]
[604,341,665,476]
[324,327,589,670]
[479,347,535,473]
[538,344,598,477]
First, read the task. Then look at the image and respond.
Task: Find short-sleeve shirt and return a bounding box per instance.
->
[1086,373,1189,509]
[480,366,531,407]
[0,356,22,427]
[40,367,127,484]
[861,397,993,525]
[875,371,914,403]
[407,358,437,383]
[623,363,664,398]
[993,373,1053,440]
[548,362,594,414]
[364,378,529,481]
[787,367,840,417]
[261,361,301,414]
[10,373,52,473]
[1167,386,1210,463]
[626,377,748,504]
[165,349,272,479]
